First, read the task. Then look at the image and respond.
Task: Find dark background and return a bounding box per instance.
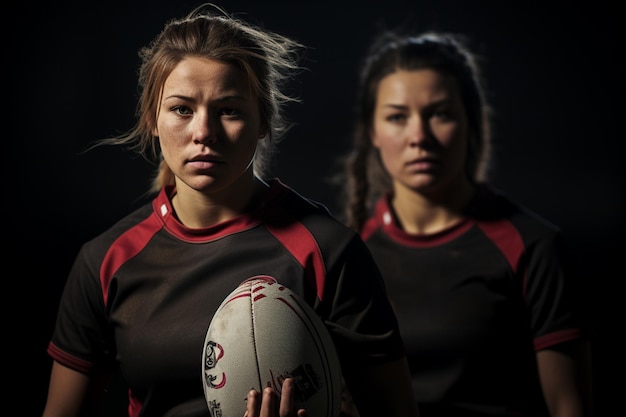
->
[11,1,622,415]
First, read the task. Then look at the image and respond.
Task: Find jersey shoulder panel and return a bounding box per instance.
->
[470,185,562,238]
[80,197,158,262]
[265,178,358,246]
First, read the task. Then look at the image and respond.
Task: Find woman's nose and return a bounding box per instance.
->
[192,115,217,145]
[408,116,427,145]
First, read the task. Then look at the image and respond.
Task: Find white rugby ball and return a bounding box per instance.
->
[202,275,342,417]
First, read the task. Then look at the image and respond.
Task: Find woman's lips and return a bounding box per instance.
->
[188,160,216,169]
[187,155,222,170]
[406,158,436,171]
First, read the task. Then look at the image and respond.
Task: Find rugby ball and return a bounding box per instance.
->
[202,275,342,417]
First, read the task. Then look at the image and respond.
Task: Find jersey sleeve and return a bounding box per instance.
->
[322,233,406,367]
[522,224,585,351]
[47,241,117,375]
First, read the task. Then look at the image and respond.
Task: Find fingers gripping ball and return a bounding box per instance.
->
[202,275,342,417]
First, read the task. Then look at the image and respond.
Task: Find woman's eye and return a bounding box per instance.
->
[173,106,192,116]
[220,107,241,117]
[387,113,406,123]
[432,109,453,121]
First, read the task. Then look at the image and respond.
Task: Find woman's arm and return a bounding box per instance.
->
[42,361,109,417]
[537,340,593,417]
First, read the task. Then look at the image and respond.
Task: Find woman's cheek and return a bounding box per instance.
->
[377,130,404,154]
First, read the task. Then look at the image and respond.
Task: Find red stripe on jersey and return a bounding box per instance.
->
[128,390,142,417]
[361,216,378,241]
[477,219,526,292]
[100,212,164,305]
[265,211,327,302]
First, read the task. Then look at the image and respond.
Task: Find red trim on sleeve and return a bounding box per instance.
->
[534,328,582,351]
[47,341,93,374]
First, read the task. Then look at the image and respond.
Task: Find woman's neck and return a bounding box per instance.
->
[391,179,476,235]
[171,174,268,229]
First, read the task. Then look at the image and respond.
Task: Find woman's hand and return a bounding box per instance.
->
[245,378,308,417]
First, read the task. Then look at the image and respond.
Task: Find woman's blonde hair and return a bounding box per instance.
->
[95,3,304,193]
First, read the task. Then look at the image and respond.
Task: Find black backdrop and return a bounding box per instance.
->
[12,1,622,415]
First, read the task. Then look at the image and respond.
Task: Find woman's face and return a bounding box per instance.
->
[372,69,469,195]
[153,56,265,194]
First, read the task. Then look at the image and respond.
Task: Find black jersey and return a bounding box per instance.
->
[48,179,404,417]
[361,185,585,417]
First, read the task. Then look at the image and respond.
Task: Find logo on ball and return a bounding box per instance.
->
[204,340,226,389]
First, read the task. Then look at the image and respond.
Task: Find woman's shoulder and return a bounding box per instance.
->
[471,184,562,237]
[264,178,360,240]
[80,196,156,254]
[265,178,332,215]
